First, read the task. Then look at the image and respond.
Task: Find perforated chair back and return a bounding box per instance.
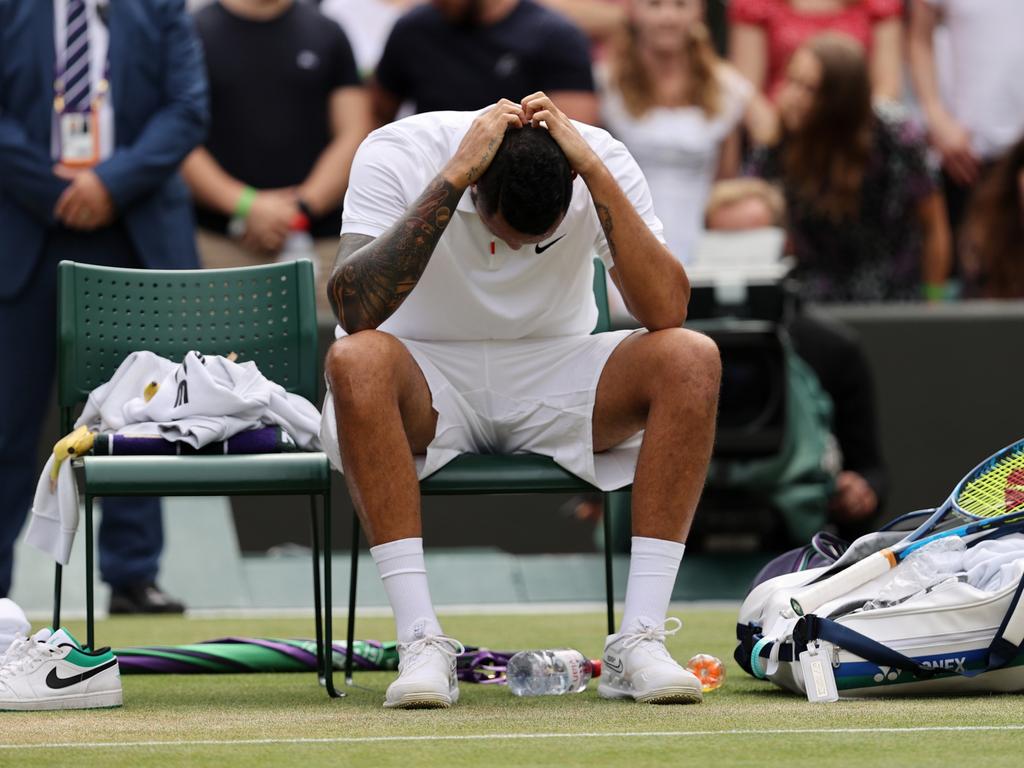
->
[56,261,319,430]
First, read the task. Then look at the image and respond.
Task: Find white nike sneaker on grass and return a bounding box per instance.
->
[0,628,122,711]
[598,617,703,705]
[384,621,464,710]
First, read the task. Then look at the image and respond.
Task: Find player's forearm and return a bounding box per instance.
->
[582,162,689,330]
[329,173,464,333]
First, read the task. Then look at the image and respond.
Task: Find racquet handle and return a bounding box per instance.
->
[789,550,898,616]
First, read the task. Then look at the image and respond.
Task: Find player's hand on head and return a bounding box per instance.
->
[446,99,525,187]
[520,92,600,177]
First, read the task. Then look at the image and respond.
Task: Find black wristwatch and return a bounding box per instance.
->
[296,197,315,221]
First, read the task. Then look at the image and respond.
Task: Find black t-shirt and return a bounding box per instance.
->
[375,0,594,113]
[193,1,361,237]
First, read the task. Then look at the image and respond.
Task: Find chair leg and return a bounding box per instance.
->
[85,495,95,651]
[322,489,339,698]
[603,492,615,636]
[345,510,360,685]
[53,564,63,631]
[309,496,325,685]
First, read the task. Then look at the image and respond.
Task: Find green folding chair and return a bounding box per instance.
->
[343,260,631,681]
[51,260,340,697]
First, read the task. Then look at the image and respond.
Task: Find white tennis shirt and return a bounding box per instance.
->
[340,109,665,341]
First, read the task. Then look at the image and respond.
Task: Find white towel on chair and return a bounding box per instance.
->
[27,351,322,565]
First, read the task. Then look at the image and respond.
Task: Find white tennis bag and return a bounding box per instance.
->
[736,520,1024,699]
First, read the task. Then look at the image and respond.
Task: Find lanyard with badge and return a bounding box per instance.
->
[54,61,108,168]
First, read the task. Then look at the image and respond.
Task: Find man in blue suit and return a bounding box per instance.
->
[0,0,208,611]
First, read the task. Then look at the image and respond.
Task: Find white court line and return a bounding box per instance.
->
[3,725,1024,750]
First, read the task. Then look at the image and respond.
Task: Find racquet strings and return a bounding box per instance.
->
[956,444,1024,519]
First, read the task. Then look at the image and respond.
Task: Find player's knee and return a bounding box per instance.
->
[649,328,721,398]
[325,331,404,406]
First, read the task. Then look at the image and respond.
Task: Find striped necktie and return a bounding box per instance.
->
[64,0,92,111]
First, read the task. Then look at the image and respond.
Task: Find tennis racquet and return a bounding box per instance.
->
[789,438,1024,617]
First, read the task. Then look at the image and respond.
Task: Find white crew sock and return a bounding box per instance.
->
[370,537,443,644]
[618,536,686,635]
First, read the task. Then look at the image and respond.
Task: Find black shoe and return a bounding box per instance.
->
[108,582,185,615]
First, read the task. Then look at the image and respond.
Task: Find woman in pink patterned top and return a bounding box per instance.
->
[729,0,903,104]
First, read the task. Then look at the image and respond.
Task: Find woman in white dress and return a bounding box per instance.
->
[599,0,774,266]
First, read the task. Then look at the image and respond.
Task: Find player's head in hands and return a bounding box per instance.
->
[471,125,574,250]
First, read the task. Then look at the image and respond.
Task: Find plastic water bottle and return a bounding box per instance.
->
[277,212,319,283]
[863,536,967,610]
[505,649,600,696]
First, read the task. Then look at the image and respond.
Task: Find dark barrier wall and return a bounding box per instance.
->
[823,302,1024,521]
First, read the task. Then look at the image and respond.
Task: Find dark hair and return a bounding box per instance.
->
[964,134,1024,298]
[782,33,873,221]
[475,126,573,236]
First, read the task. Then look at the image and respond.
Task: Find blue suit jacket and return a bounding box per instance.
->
[0,0,208,300]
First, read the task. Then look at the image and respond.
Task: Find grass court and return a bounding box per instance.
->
[3,608,1023,767]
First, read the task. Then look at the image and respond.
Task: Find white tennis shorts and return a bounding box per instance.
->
[320,330,645,491]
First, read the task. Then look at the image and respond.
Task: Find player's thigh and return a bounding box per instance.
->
[592,328,718,452]
[325,330,437,452]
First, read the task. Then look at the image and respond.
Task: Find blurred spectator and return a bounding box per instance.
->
[320,0,424,79]
[538,0,628,57]
[704,176,785,230]
[748,33,950,303]
[0,0,207,611]
[372,0,599,125]
[729,0,903,104]
[908,0,1024,273]
[599,0,775,265]
[705,178,887,538]
[961,134,1024,299]
[183,0,371,318]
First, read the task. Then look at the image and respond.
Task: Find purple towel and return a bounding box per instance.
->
[91,426,293,456]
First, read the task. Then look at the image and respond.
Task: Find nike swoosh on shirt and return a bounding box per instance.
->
[534,235,566,254]
[45,659,118,690]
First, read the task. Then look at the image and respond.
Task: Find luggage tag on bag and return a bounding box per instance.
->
[799,641,838,703]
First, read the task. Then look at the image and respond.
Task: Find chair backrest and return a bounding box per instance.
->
[57,260,319,431]
[592,258,611,334]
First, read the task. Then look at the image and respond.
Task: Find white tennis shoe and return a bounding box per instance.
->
[0,628,122,711]
[384,621,464,709]
[597,617,703,704]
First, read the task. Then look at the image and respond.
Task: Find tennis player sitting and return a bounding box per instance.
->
[323,94,720,709]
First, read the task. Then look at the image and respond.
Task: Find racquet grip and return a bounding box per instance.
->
[789,550,898,616]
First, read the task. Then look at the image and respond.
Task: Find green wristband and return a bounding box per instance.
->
[233,186,256,219]
[922,282,946,301]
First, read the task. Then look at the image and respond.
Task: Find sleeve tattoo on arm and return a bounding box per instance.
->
[328,176,462,332]
[595,202,616,261]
